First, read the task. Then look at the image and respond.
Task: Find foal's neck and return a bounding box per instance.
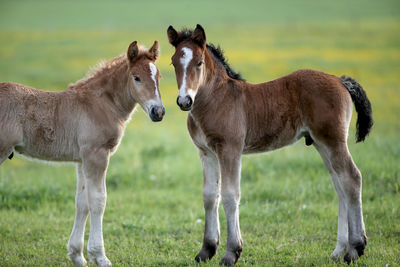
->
[71,56,136,121]
[201,49,228,91]
[190,50,242,119]
[199,49,241,96]
[100,60,137,121]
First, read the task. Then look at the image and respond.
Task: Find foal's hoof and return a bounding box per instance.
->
[195,243,218,263]
[195,250,211,263]
[98,257,112,267]
[343,235,367,264]
[88,254,112,267]
[219,250,242,266]
[68,253,87,267]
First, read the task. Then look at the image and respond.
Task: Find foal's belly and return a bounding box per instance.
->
[15,141,79,162]
[243,125,303,154]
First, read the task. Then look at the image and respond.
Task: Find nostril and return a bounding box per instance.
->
[186,96,193,107]
[151,106,157,117]
[161,107,165,116]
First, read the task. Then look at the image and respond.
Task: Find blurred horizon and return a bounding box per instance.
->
[1,0,399,31]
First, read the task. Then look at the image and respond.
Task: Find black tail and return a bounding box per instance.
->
[341,75,373,142]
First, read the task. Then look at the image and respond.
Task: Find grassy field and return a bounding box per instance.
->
[0,0,399,266]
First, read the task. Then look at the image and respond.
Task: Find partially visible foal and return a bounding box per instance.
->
[0,41,164,267]
[168,25,373,266]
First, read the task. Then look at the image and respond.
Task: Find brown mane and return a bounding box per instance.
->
[68,54,126,89]
[68,46,153,89]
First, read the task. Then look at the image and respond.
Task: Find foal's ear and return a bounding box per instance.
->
[167,25,179,46]
[149,40,160,61]
[192,24,206,48]
[127,41,139,62]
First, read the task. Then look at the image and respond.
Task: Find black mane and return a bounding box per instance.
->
[206,43,245,81]
[177,29,245,81]
[176,28,194,42]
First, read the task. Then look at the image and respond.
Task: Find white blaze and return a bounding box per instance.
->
[179,47,193,98]
[149,62,160,98]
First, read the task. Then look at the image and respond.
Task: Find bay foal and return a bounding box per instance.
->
[168,25,373,265]
[0,41,164,267]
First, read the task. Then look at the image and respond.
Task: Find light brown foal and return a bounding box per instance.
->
[0,41,164,267]
[168,25,373,266]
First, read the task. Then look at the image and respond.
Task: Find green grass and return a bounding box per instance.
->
[0,0,399,266]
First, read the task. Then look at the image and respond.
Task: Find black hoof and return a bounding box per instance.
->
[355,234,367,257]
[355,243,365,257]
[344,235,367,264]
[195,243,218,263]
[344,253,352,265]
[219,248,242,266]
[220,258,235,266]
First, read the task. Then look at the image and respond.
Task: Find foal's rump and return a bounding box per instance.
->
[294,69,372,146]
[0,82,25,161]
[0,82,80,162]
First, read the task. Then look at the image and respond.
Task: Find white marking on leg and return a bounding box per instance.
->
[334,155,365,261]
[149,62,160,98]
[331,173,349,260]
[68,163,89,267]
[315,143,365,261]
[314,143,350,260]
[219,154,242,265]
[179,47,193,98]
[222,184,242,250]
[82,148,111,267]
[201,151,221,246]
[343,175,365,260]
[86,177,111,267]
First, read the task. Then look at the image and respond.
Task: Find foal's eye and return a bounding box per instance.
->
[133,76,141,82]
[197,61,203,67]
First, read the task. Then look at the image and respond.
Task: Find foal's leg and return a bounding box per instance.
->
[81,147,112,267]
[195,149,221,263]
[316,143,367,263]
[217,148,243,266]
[68,163,89,267]
[315,145,348,260]
[340,154,367,264]
[332,188,349,260]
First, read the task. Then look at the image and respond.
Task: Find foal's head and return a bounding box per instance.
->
[127,41,165,121]
[167,24,207,111]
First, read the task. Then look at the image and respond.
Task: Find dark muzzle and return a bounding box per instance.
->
[150,105,165,122]
[176,96,193,111]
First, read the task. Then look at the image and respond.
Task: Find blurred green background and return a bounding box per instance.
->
[0,0,399,266]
